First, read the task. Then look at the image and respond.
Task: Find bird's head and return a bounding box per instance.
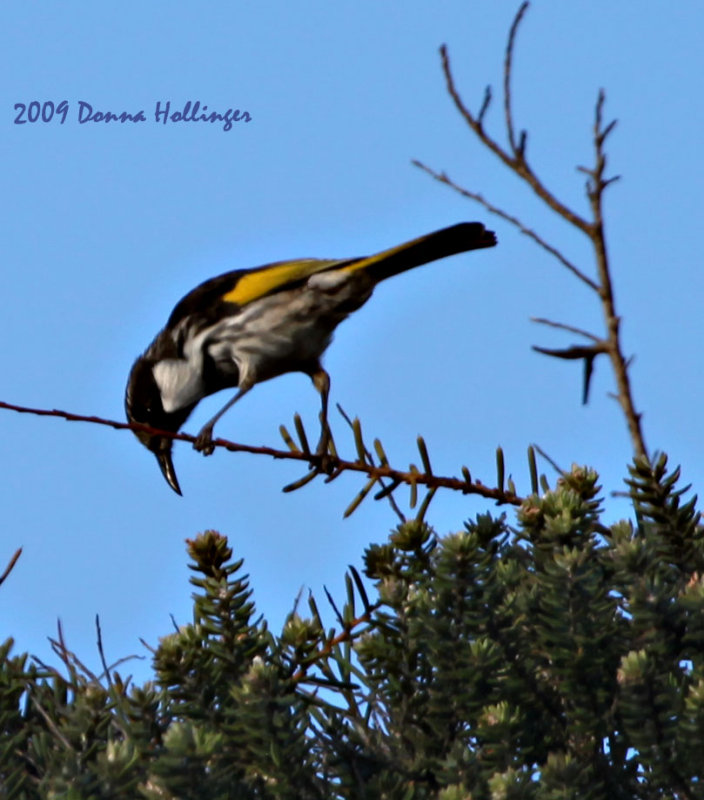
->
[125,355,194,495]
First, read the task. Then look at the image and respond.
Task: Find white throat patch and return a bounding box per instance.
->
[152,359,204,413]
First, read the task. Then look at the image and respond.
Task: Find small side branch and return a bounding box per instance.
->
[531,317,602,343]
[0,548,22,587]
[291,603,381,684]
[412,160,599,292]
[503,1,530,155]
[532,341,609,404]
[439,39,591,235]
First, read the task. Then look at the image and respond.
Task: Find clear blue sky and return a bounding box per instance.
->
[2,2,703,682]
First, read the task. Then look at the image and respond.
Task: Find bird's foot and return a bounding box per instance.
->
[310,451,336,475]
[311,428,336,475]
[194,424,216,456]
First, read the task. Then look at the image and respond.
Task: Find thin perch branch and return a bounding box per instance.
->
[0,399,523,507]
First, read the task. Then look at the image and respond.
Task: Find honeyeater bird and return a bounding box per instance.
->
[125,222,497,494]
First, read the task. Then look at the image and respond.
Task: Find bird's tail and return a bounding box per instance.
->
[342,222,496,283]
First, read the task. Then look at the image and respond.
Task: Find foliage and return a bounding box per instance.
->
[2,458,704,799]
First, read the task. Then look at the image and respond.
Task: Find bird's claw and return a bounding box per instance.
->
[194,425,216,456]
[311,428,335,475]
[311,451,336,475]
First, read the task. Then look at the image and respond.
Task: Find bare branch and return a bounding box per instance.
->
[584,91,647,458]
[503,1,530,154]
[0,547,22,587]
[439,37,591,234]
[530,317,602,343]
[422,9,648,461]
[413,160,599,291]
[478,85,492,125]
[50,619,101,683]
[95,615,115,690]
[532,443,566,476]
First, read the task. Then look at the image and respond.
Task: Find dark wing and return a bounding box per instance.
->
[166,257,355,328]
[166,222,496,327]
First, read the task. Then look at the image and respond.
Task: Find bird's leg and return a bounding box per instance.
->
[194,384,252,455]
[311,367,334,474]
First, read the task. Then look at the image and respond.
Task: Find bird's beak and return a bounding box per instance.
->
[155,444,182,495]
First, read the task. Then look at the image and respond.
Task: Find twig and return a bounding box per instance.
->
[412,160,599,291]
[0,547,22,587]
[503,1,529,155]
[439,41,591,235]
[532,444,565,477]
[292,603,381,684]
[585,91,647,458]
[28,696,74,752]
[531,317,602,343]
[50,619,101,684]
[95,615,113,688]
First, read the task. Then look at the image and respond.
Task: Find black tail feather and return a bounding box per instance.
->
[348,222,497,283]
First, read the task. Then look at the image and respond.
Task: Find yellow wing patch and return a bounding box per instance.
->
[221,229,449,306]
[222,259,341,306]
